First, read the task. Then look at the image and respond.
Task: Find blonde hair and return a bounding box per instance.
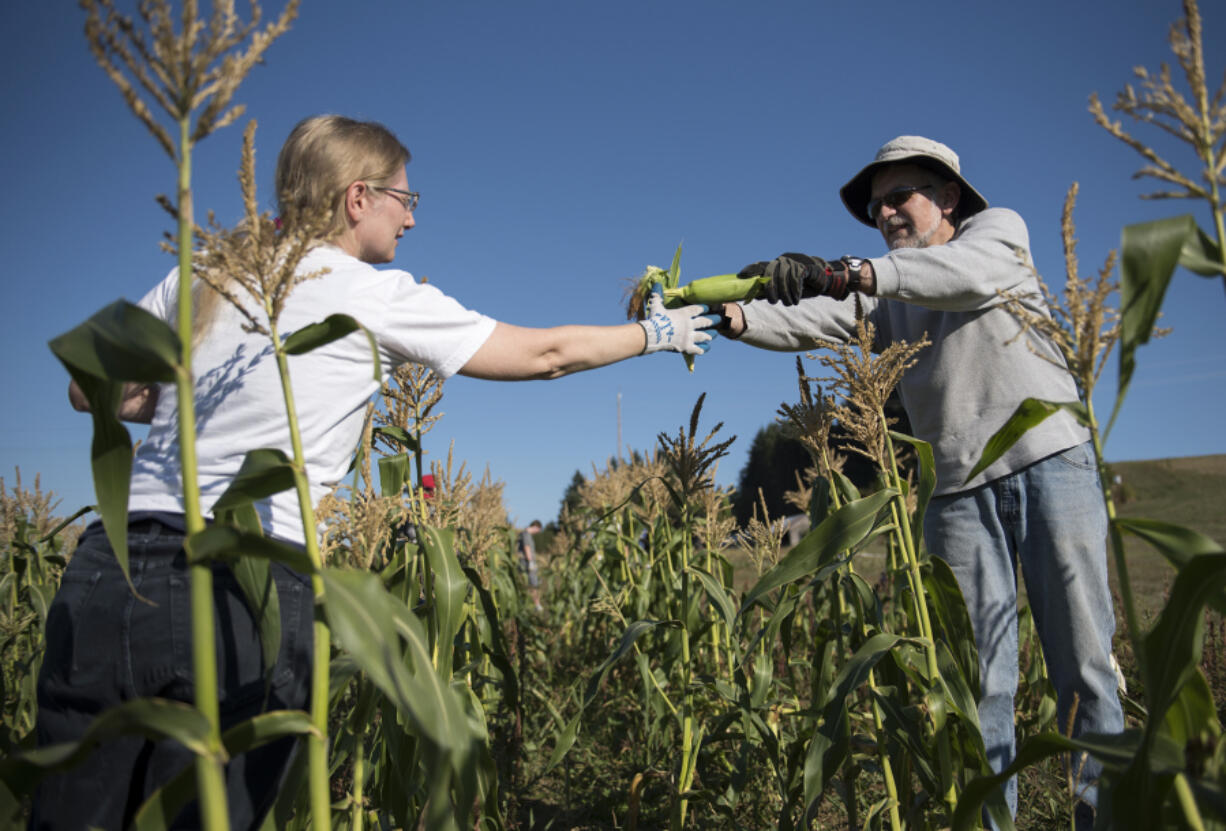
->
[275,114,411,240]
[190,115,410,345]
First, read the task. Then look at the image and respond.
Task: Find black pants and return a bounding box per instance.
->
[30,517,314,830]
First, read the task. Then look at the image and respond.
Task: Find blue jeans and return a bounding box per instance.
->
[924,442,1124,828]
[31,517,314,830]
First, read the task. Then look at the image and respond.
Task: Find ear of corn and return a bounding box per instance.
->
[662,273,769,308]
[628,246,769,372]
[631,269,769,318]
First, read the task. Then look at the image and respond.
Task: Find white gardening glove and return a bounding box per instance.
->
[638,284,719,355]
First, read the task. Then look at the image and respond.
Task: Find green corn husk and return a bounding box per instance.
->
[661,273,768,308]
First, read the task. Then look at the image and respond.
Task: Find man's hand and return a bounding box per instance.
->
[709,302,746,339]
[737,253,855,305]
[638,284,720,355]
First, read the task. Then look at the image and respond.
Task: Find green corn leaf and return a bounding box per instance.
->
[131,710,317,831]
[935,640,982,732]
[1114,517,1224,558]
[184,525,316,574]
[543,619,681,774]
[49,301,181,596]
[209,448,297,513]
[462,565,519,711]
[860,798,890,830]
[418,527,468,679]
[740,488,894,613]
[48,300,181,384]
[322,568,473,755]
[373,425,419,453]
[377,452,412,497]
[889,430,935,543]
[1162,668,1220,750]
[584,619,681,704]
[1114,517,1225,611]
[229,553,281,688]
[664,242,697,373]
[923,556,980,690]
[666,242,682,291]
[182,517,285,693]
[27,582,55,628]
[283,313,382,381]
[846,571,884,629]
[832,469,862,504]
[750,650,773,710]
[923,684,948,733]
[1141,553,1226,731]
[1103,738,1204,827]
[870,688,942,790]
[744,586,799,659]
[213,502,263,536]
[956,728,1160,831]
[807,476,833,527]
[1179,223,1225,277]
[963,399,1089,486]
[0,698,214,798]
[803,633,906,818]
[53,367,136,591]
[1111,214,1223,437]
[954,732,1115,831]
[327,654,362,703]
[38,506,94,545]
[689,567,737,636]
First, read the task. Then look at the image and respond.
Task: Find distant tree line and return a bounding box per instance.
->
[730,392,913,525]
[551,395,913,531]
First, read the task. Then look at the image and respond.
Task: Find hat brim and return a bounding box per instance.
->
[840,155,989,228]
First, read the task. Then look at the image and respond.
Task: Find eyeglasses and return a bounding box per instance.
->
[375,186,420,212]
[867,185,933,222]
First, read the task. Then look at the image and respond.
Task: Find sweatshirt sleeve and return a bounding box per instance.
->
[868,208,1035,312]
[737,294,883,353]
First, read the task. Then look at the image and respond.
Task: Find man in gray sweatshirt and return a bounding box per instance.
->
[718,136,1123,828]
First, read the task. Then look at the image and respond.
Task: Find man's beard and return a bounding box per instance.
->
[885,218,938,249]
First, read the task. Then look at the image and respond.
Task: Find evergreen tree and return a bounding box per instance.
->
[732,423,809,526]
[732,393,913,527]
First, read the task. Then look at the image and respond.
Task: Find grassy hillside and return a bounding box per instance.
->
[739,454,1226,622]
[1110,454,1226,544]
[1106,454,1225,621]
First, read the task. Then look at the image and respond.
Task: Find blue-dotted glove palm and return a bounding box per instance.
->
[639,284,720,355]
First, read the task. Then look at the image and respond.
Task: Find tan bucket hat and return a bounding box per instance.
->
[840,135,989,227]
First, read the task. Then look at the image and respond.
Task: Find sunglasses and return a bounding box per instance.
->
[867,185,933,222]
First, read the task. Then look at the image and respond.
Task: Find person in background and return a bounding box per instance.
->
[34,114,717,831]
[715,135,1124,829]
[517,519,544,612]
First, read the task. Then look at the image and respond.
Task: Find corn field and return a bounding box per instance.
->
[2,0,1226,829]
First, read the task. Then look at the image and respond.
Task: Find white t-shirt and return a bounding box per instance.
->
[128,245,497,543]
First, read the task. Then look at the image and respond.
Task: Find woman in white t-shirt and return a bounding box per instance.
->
[34,114,715,830]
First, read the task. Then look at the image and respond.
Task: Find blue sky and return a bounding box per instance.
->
[2,1,1223,527]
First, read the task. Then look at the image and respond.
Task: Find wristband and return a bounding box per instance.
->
[841,257,866,294]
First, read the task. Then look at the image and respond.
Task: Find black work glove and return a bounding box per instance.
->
[737,253,853,305]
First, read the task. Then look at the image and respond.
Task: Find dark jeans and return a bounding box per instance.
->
[30,517,314,830]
